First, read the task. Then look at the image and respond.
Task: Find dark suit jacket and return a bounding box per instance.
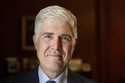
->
[13,68,96,83]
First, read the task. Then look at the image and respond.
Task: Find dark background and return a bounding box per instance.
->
[0,0,125,83]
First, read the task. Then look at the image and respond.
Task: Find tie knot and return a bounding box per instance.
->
[46,80,56,83]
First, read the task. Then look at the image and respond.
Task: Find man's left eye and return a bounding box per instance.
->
[61,36,72,42]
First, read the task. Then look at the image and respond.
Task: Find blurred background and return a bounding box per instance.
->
[0,0,125,83]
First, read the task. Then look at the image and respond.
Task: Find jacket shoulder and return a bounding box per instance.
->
[69,71,97,83]
[13,68,39,83]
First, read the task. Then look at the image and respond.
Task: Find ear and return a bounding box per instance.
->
[74,39,76,45]
[72,38,76,48]
[70,38,76,59]
[33,35,37,50]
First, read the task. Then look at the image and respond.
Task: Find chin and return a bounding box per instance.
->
[47,64,64,72]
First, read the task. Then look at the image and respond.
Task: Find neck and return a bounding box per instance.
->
[45,71,61,79]
[40,67,64,79]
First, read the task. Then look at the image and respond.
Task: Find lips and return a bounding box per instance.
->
[48,54,62,59]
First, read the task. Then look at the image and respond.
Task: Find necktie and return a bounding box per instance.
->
[46,80,56,83]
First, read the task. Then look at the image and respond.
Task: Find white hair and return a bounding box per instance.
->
[34,5,77,39]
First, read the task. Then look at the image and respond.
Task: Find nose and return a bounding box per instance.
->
[51,37,62,50]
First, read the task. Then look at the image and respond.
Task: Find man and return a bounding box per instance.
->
[15,5,96,83]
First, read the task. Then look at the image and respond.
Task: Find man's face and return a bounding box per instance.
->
[33,19,76,73]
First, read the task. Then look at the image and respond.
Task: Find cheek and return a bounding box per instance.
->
[36,40,48,58]
[36,39,49,51]
[36,42,49,65]
[63,44,73,59]
[67,45,72,54]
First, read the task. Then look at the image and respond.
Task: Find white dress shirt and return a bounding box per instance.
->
[38,66,67,83]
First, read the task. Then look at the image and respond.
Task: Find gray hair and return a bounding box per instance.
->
[34,5,77,39]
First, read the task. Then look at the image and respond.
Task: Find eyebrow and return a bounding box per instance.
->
[40,32,72,38]
[61,33,72,38]
[41,32,54,36]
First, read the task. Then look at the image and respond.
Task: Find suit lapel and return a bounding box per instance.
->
[29,67,39,83]
[68,69,76,83]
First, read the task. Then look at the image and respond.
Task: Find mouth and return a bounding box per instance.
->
[49,54,62,59]
[46,54,63,62]
[44,48,63,61]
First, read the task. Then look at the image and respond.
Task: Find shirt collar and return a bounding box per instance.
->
[38,66,67,83]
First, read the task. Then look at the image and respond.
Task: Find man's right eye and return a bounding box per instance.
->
[42,35,52,40]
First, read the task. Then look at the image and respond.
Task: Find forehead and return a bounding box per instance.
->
[39,19,73,35]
